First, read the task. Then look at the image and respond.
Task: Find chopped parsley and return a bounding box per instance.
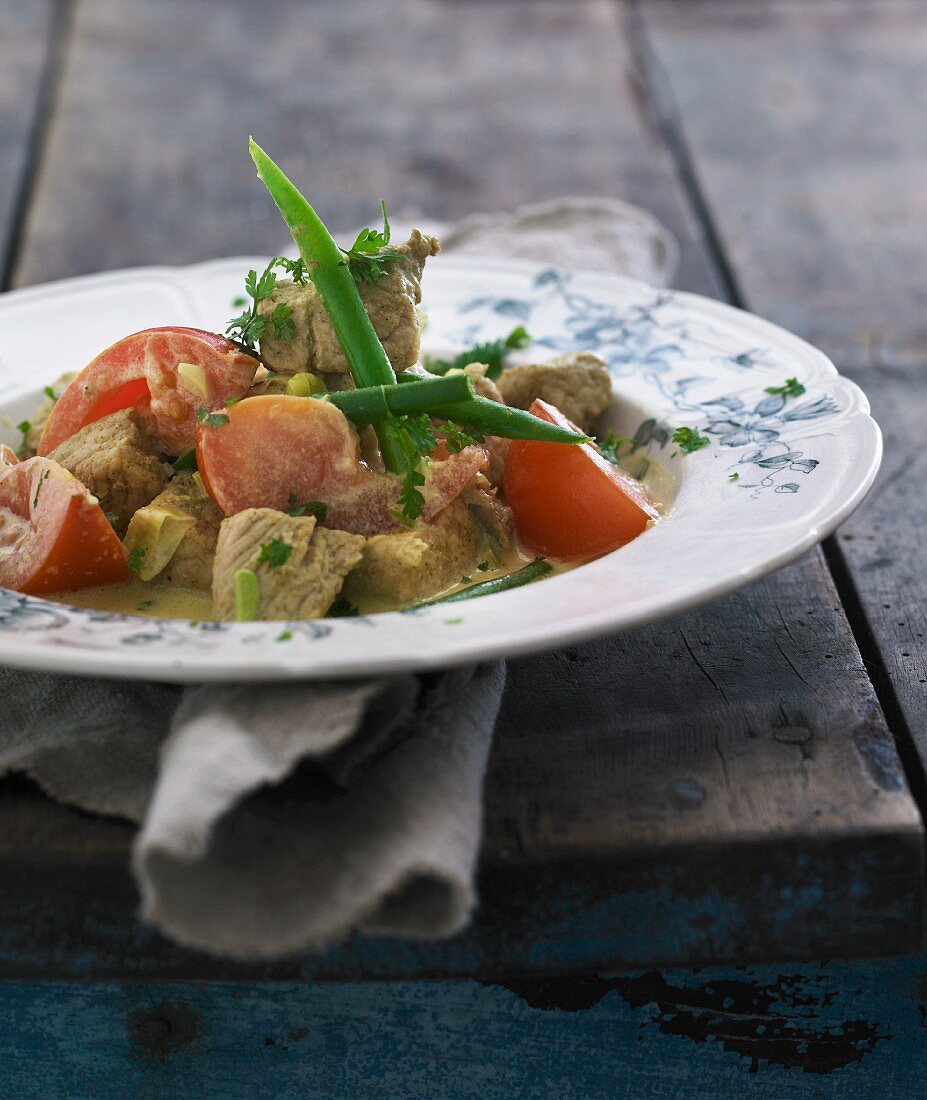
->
[764,377,806,398]
[441,420,481,453]
[31,469,50,508]
[15,420,31,458]
[136,600,155,611]
[425,325,532,381]
[284,494,327,520]
[195,407,230,430]
[127,546,147,573]
[729,471,740,481]
[341,201,403,284]
[328,595,359,618]
[270,301,295,341]
[105,511,119,530]
[225,257,308,355]
[172,448,197,473]
[477,561,491,572]
[397,466,426,525]
[43,386,58,403]
[258,538,293,568]
[671,426,710,454]
[599,429,635,465]
[276,630,293,642]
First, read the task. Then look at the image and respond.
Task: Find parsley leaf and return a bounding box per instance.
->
[441,420,481,454]
[225,257,308,355]
[671,426,710,454]
[284,494,327,520]
[195,407,230,430]
[425,325,532,381]
[32,469,50,508]
[328,595,359,618]
[127,546,147,574]
[105,511,120,530]
[276,630,293,642]
[43,386,58,403]
[599,429,635,465]
[402,413,439,456]
[271,301,295,341]
[729,471,740,481]
[764,377,806,398]
[258,538,293,568]
[341,201,403,284]
[15,420,31,458]
[172,448,197,473]
[397,466,426,524]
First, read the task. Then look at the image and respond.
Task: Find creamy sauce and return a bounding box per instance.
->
[53,577,215,621]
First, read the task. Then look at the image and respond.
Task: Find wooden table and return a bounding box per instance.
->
[1,0,926,1093]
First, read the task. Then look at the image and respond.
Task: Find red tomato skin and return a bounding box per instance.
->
[38,327,258,456]
[503,399,658,561]
[0,458,127,594]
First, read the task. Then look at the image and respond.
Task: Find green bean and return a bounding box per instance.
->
[249,139,405,471]
[396,372,588,444]
[323,374,474,424]
[417,559,553,607]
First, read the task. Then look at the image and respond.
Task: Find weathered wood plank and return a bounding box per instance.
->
[0,0,921,974]
[2,955,927,1095]
[639,0,927,774]
[13,0,721,295]
[0,0,56,285]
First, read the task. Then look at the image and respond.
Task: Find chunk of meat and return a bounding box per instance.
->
[461,362,508,484]
[257,230,440,375]
[124,473,222,589]
[342,496,497,609]
[212,508,365,620]
[19,373,77,458]
[48,409,170,535]
[497,352,613,433]
[196,395,488,536]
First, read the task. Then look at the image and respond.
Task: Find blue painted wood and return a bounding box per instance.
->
[1,955,926,1097]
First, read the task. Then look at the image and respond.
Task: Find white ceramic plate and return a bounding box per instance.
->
[0,257,880,683]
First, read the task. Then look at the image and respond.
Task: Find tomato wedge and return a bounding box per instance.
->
[0,458,128,594]
[38,327,259,457]
[197,394,487,535]
[504,399,658,560]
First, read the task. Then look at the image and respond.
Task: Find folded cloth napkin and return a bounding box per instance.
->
[0,198,674,959]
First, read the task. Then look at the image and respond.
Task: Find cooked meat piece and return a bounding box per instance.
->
[257,230,440,375]
[462,480,515,553]
[132,474,223,590]
[457,362,509,483]
[497,351,613,432]
[22,373,77,458]
[48,409,170,535]
[342,497,494,609]
[461,362,504,403]
[213,508,365,621]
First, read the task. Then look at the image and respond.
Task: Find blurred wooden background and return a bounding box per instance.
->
[1,1,926,1095]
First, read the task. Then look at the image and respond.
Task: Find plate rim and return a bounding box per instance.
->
[0,256,882,682]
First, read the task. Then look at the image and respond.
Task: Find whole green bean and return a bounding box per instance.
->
[417,559,554,607]
[249,139,406,471]
[322,374,474,424]
[396,372,588,444]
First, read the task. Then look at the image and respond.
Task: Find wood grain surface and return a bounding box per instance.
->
[0,0,922,977]
[640,0,927,778]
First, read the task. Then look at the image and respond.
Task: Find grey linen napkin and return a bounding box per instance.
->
[0,199,674,959]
